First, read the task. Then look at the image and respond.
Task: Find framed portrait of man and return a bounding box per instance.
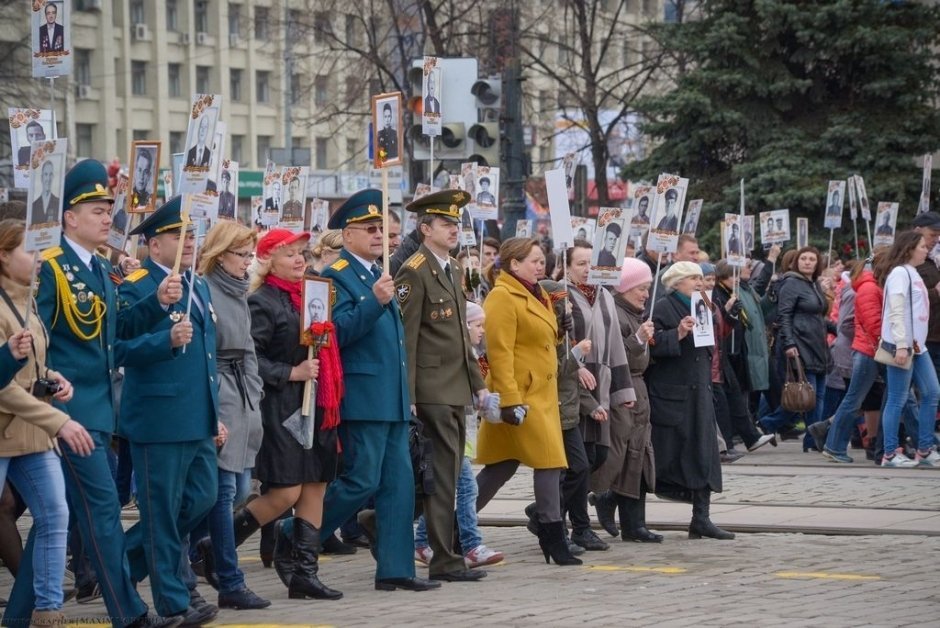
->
[32,0,72,79]
[371,92,403,168]
[588,206,633,286]
[723,214,745,267]
[873,202,899,248]
[301,276,332,344]
[646,174,688,254]
[184,95,220,171]
[217,160,239,220]
[691,291,715,348]
[25,138,66,252]
[760,209,790,246]
[824,180,846,230]
[682,199,703,235]
[128,141,161,213]
[107,173,131,251]
[629,185,654,240]
[9,108,56,189]
[422,56,442,136]
[796,217,809,249]
[515,219,532,238]
[279,166,309,230]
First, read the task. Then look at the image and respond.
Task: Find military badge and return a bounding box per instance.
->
[330,286,337,305]
[430,310,439,320]
[396,284,411,303]
[65,272,74,281]
[444,307,453,318]
[169,311,184,323]
[77,291,88,303]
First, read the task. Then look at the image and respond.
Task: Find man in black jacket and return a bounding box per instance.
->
[914,212,940,372]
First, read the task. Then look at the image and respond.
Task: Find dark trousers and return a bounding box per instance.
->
[125,439,217,617]
[560,426,590,533]
[415,403,465,576]
[6,430,148,628]
[714,382,762,449]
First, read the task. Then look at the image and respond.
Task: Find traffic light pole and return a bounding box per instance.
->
[500,58,526,241]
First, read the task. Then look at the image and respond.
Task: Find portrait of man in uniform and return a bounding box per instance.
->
[31,160,59,226]
[876,209,895,236]
[129,144,159,212]
[281,177,304,222]
[372,93,403,168]
[218,169,236,219]
[378,104,398,159]
[17,121,46,166]
[38,2,64,52]
[186,114,213,168]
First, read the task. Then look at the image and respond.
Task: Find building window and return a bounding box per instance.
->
[131,61,147,95]
[168,63,181,98]
[344,76,358,105]
[230,68,242,102]
[314,12,331,43]
[254,7,268,40]
[75,49,91,86]
[345,14,357,46]
[133,130,150,142]
[76,123,94,158]
[315,138,328,169]
[257,135,272,167]
[228,3,241,36]
[195,0,209,34]
[314,75,328,107]
[256,71,270,103]
[231,134,244,163]
[130,0,145,24]
[169,131,185,154]
[290,74,302,105]
[288,10,303,41]
[196,66,211,93]
[166,0,178,31]
[346,137,358,163]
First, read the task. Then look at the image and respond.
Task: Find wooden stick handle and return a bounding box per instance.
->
[381,169,390,275]
[172,202,191,275]
[302,345,315,416]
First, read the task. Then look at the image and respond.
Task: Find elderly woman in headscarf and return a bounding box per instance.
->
[647,261,733,540]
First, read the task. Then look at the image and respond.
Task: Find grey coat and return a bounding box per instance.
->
[206,267,264,473]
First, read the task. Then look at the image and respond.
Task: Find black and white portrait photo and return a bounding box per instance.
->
[129,142,160,213]
[218,161,239,220]
[372,92,403,168]
[824,180,846,230]
[184,100,219,170]
[32,0,72,78]
[422,58,442,137]
[691,291,715,348]
[30,159,60,227]
[9,108,55,189]
[25,138,66,252]
[302,277,332,342]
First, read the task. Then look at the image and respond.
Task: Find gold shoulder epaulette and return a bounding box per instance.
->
[125,269,149,283]
[330,259,349,271]
[406,253,426,269]
[40,246,63,261]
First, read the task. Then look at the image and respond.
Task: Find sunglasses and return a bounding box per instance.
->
[347,224,384,234]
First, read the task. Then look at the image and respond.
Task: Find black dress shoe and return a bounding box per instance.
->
[374,576,442,591]
[342,534,371,548]
[188,589,218,617]
[126,613,185,627]
[320,533,357,555]
[76,580,101,604]
[218,587,271,610]
[430,569,487,582]
[571,528,610,551]
[172,604,218,627]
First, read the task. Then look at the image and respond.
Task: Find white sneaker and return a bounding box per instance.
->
[414,546,433,566]
[881,449,918,468]
[464,544,505,568]
[915,447,940,467]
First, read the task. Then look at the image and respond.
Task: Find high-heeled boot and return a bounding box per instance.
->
[198,507,262,589]
[287,519,343,600]
[588,491,619,537]
[617,492,662,543]
[537,521,583,566]
[689,489,735,540]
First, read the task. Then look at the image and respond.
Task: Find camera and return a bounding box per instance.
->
[32,378,61,399]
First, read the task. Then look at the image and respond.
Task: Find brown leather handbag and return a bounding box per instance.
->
[780,356,816,413]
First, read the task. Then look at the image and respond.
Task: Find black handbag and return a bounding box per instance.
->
[409,416,435,497]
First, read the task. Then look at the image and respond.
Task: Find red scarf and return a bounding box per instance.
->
[508,271,548,307]
[313,325,344,431]
[265,275,302,311]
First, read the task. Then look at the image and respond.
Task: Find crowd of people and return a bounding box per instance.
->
[0,158,938,627]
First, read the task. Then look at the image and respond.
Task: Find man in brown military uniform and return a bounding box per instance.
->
[394,190,487,583]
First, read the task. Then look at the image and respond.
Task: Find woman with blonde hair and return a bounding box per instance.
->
[475,238,578,565]
[191,221,270,609]
[0,219,93,627]
[306,230,343,276]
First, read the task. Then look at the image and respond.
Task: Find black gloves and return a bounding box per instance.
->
[500,405,526,426]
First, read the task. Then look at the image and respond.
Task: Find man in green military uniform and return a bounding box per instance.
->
[4,159,184,628]
[118,197,221,626]
[377,103,399,160]
[394,190,488,582]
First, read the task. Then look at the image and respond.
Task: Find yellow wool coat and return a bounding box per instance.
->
[476,272,567,469]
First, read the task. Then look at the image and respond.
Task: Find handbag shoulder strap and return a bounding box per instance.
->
[0,286,41,381]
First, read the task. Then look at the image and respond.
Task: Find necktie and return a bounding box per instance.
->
[443,263,454,287]
[370,264,382,280]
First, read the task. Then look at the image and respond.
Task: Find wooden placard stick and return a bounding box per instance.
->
[381,168,390,275]
[172,199,191,275]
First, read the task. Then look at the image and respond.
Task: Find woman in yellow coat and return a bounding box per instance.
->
[474,238,577,565]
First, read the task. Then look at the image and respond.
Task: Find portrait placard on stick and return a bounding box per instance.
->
[279,166,309,232]
[544,167,573,248]
[460,162,478,214]
[515,219,533,238]
[251,196,264,228]
[571,216,596,243]
[309,199,330,240]
[853,174,871,221]
[372,92,403,168]
[796,217,809,248]
[301,277,332,345]
[824,180,846,230]
[588,207,632,286]
[759,209,790,245]
[25,138,67,253]
[723,213,745,267]
[474,166,499,218]
[873,202,899,248]
[629,184,654,241]
[743,215,755,255]
[691,291,715,348]
[646,174,688,254]
[682,199,703,235]
[421,56,442,137]
[261,165,282,227]
[9,108,56,189]
[32,0,72,78]
[180,94,222,193]
[107,173,131,251]
[217,160,239,220]
[919,154,932,215]
[128,141,161,213]
[459,206,476,247]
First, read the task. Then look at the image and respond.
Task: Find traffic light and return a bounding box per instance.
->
[468,122,499,166]
[471,79,501,109]
[407,58,478,161]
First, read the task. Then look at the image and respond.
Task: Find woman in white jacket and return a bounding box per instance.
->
[876,231,940,467]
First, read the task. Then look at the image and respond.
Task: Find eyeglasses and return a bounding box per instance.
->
[226,250,255,260]
[347,224,383,234]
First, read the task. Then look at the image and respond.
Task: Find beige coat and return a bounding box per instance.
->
[0,276,68,457]
[476,272,566,469]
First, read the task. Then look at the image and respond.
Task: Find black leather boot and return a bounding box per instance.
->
[617,492,662,543]
[588,491,619,537]
[537,521,582,566]
[273,518,295,588]
[689,490,735,540]
[288,519,343,600]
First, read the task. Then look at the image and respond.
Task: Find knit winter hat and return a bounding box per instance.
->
[616,257,653,294]
[661,261,704,289]
[466,301,484,323]
[699,261,716,276]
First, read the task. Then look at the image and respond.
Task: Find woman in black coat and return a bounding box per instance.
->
[761,247,831,451]
[648,262,733,540]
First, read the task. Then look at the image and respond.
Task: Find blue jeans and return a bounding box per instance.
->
[883,352,940,454]
[0,450,68,611]
[760,368,826,439]
[825,352,880,455]
[415,457,481,552]
[208,469,247,594]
